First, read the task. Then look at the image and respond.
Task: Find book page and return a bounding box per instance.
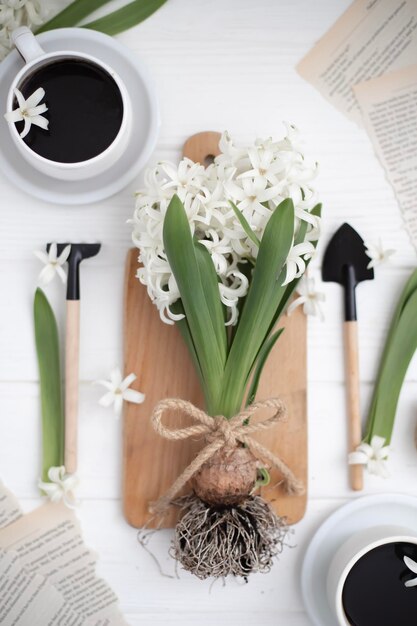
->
[0,480,22,528]
[0,504,129,626]
[0,548,85,626]
[354,64,417,250]
[297,0,417,123]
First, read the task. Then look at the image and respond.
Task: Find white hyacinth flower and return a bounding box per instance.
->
[94,367,145,416]
[217,130,247,166]
[283,241,315,285]
[237,145,284,186]
[287,275,325,320]
[224,177,281,228]
[348,435,390,477]
[404,556,417,588]
[4,87,48,139]
[0,1,49,60]
[365,238,396,269]
[34,243,71,285]
[38,466,79,509]
[132,126,320,325]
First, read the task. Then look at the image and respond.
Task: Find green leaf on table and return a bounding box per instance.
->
[37,0,110,32]
[83,0,168,36]
[229,201,260,248]
[37,0,167,36]
[364,269,417,444]
[163,195,225,414]
[369,266,417,394]
[34,288,64,482]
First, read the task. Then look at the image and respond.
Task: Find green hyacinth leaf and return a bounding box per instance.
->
[229,201,260,248]
[245,328,284,407]
[163,195,225,414]
[219,198,295,417]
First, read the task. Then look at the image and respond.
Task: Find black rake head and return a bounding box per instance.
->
[46,242,101,299]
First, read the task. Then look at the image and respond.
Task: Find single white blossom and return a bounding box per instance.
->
[38,466,79,508]
[94,367,145,415]
[34,243,71,285]
[365,238,396,269]
[131,126,320,325]
[224,177,281,228]
[404,556,417,588]
[287,275,325,320]
[4,87,48,139]
[283,241,315,285]
[217,130,247,166]
[159,158,207,194]
[348,435,390,477]
[237,145,284,186]
[0,1,49,61]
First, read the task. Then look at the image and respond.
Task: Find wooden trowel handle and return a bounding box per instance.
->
[344,321,363,491]
[65,300,80,474]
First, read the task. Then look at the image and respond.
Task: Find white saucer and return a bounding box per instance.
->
[0,28,160,205]
[301,494,417,626]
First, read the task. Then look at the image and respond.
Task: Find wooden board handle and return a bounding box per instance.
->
[65,300,80,474]
[182,131,222,162]
[344,321,363,491]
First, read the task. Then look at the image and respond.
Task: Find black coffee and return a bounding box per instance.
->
[342,542,417,626]
[15,58,124,163]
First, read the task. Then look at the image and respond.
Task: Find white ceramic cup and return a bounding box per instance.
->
[327,525,417,625]
[6,27,132,181]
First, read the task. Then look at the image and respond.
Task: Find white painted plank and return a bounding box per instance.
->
[124,613,311,626]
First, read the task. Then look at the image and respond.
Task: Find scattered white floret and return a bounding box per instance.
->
[38,466,79,509]
[4,87,48,138]
[34,243,71,285]
[287,275,325,320]
[365,238,396,269]
[348,435,390,478]
[404,556,417,588]
[94,367,145,416]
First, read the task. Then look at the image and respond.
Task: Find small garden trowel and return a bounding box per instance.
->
[322,223,374,491]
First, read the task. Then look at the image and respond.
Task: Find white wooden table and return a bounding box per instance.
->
[1,1,416,623]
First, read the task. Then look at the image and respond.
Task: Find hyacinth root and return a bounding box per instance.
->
[171,494,290,580]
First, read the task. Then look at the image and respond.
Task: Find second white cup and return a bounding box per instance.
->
[327,525,417,625]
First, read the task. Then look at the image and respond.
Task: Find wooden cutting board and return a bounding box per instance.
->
[122,132,307,528]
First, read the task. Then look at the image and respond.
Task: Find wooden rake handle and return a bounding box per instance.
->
[344,321,363,491]
[65,300,80,474]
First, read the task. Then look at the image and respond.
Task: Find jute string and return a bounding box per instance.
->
[150,397,304,514]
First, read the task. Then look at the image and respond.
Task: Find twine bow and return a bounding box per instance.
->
[150,398,304,514]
